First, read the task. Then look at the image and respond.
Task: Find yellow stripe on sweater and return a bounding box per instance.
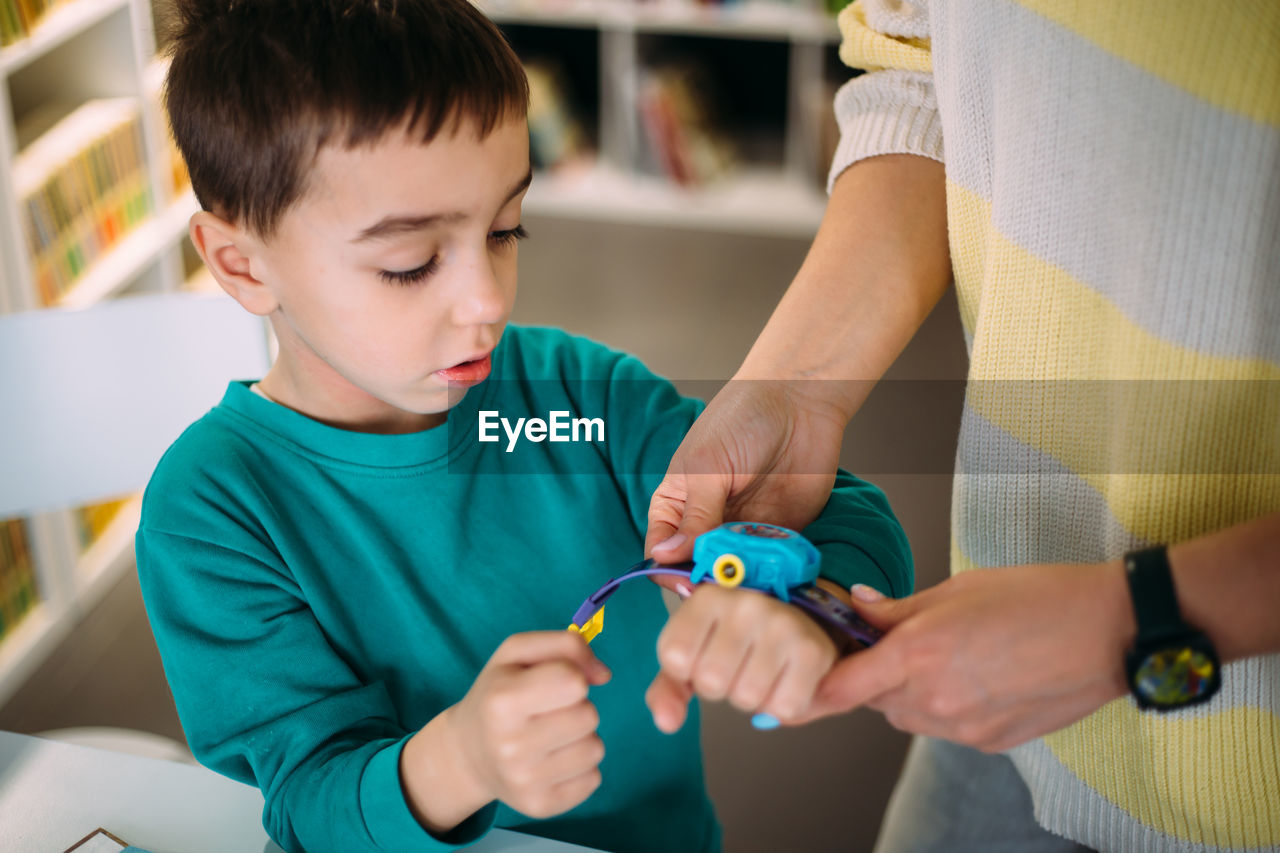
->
[949,180,1280,544]
[836,0,932,74]
[945,182,988,340]
[1045,701,1280,848]
[1013,0,1280,127]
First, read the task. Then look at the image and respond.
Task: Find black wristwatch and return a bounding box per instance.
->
[1123,545,1221,711]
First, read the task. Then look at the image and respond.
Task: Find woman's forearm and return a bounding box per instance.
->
[738,154,952,422]
[1170,511,1280,661]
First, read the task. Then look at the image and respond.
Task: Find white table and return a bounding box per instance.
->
[0,730,598,852]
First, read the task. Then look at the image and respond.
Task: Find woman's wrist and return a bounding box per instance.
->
[734,155,951,422]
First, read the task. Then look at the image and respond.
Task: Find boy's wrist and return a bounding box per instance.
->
[400,707,493,835]
[806,579,860,656]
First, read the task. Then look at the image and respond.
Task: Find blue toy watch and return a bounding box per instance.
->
[568,522,882,652]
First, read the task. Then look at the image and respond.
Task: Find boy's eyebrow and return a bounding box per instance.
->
[351,168,534,243]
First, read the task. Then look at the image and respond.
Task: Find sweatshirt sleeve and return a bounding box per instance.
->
[135,527,497,853]
[828,0,943,192]
[578,344,913,598]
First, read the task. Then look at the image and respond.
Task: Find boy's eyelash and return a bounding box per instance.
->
[379,256,441,286]
[377,226,526,286]
[376,256,442,285]
[490,224,529,247]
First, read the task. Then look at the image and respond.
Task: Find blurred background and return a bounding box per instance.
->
[0,0,965,850]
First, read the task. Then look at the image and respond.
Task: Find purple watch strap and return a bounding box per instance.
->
[570,559,693,627]
[571,559,882,649]
[788,585,883,648]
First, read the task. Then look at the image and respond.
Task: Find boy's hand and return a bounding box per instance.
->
[445,632,612,820]
[645,585,838,733]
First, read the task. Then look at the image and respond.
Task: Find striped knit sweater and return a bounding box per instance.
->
[829,2,1280,851]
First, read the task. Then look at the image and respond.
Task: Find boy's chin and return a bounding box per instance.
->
[393,384,472,417]
[439,384,474,412]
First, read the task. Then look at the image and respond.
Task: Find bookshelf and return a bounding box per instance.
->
[0,0,192,706]
[480,0,848,236]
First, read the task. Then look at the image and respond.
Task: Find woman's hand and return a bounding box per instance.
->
[645,380,849,572]
[798,562,1136,752]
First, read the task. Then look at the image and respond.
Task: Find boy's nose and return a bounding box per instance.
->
[452,257,509,326]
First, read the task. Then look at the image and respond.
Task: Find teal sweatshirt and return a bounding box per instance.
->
[136,326,912,853]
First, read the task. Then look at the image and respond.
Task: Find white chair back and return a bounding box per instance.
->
[0,292,271,517]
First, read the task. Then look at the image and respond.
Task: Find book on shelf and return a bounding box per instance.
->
[73,496,129,552]
[0,0,62,47]
[144,55,191,197]
[13,98,154,306]
[0,518,39,642]
[182,265,218,293]
[525,58,591,172]
[638,64,735,188]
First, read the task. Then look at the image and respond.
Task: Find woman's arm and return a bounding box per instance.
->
[647,154,951,563]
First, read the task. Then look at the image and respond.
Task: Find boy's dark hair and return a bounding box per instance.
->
[164,0,529,237]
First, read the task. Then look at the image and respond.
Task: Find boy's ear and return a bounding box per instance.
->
[189,212,278,316]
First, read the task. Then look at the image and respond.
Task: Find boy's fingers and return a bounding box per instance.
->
[691,610,762,701]
[540,732,606,786]
[799,640,907,722]
[506,661,595,716]
[494,631,611,683]
[547,767,604,814]
[654,590,719,683]
[727,650,786,714]
[524,699,601,754]
[645,671,694,733]
[761,644,833,722]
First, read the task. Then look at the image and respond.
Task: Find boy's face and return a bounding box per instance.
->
[245,116,530,433]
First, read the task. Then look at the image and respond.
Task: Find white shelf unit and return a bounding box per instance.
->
[479,0,843,236]
[0,0,192,707]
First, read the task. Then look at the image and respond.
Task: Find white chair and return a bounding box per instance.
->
[0,291,271,759]
[0,291,271,517]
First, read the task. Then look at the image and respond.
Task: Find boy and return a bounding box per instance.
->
[137,1,914,851]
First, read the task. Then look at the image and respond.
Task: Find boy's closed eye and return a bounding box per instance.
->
[377,225,529,286]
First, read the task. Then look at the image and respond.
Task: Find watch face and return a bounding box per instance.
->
[729,522,792,540]
[1133,645,1219,707]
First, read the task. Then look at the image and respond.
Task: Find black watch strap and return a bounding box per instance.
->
[1124,545,1188,640]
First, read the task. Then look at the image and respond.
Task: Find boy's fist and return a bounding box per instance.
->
[646,585,837,733]
[449,631,611,819]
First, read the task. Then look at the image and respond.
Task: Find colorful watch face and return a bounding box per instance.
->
[1131,643,1220,708]
[690,522,821,602]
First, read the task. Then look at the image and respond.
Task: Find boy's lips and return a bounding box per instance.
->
[436,353,492,386]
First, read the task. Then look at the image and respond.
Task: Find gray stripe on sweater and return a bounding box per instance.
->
[1009,687,1280,853]
[953,407,1146,568]
[931,0,1280,364]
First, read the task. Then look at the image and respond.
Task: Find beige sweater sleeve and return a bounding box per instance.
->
[828,0,944,192]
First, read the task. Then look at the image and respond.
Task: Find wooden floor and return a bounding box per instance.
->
[1,214,967,852]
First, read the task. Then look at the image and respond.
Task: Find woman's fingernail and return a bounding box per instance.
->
[654,533,686,554]
[674,582,693,599]
[850,584,885,602]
